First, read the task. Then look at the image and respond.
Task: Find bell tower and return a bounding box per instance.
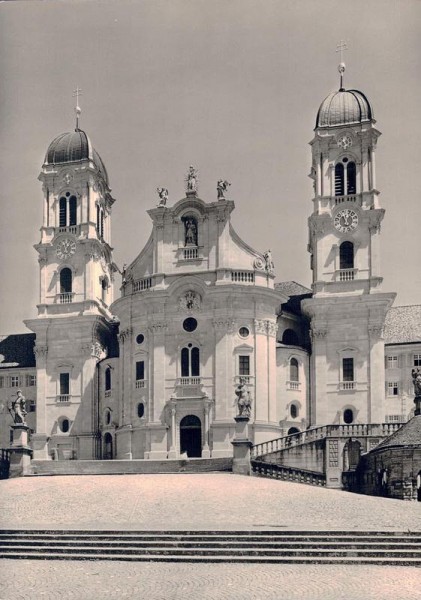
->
[302,57,395,427]
[25,96,117,460]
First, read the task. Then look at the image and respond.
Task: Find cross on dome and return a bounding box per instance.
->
[73,86,82,130]
[336,40,348,90]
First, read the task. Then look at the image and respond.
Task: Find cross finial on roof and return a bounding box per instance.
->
[336,40,348,90]
[73,87,82,130]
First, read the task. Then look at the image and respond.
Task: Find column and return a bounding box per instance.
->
[202,398,212,458]
[32,345,49,460]
[168,400,177,459]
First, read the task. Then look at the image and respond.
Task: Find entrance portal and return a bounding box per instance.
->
[180,415,202,458]
[103,432,113,460]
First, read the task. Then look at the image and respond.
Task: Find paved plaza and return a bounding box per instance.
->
[0,474,420,599]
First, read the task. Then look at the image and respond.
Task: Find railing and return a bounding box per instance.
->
[58,293,74,304]
[251,460,326,487]
[136,380,146,389]
[58,225,79,235]
[133,277,152,292]
[231,271,254,284]
[0,449,10,480]
[286,381,301,391]
[183,247,199,260]
[56,394,71,403]
[178,377,202,386]
[334,195,358,205]
[337,269,356,282]
[339,381,355,390]
[251,422,403,459]
[234,375,254,385]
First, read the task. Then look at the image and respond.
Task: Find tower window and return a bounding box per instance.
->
[335,163,344,196]
[60,373,70,395]
[347,162,356,194]
[289,358,299,382]
[239,355,250,376]
[105,367,111,391]
[340,241,354,270]
[342,358,354,382]
[181,345,200,377]
[136,361,145,381]
[60,268,72,294]
[59,197,67,227]
[69,196,77,226]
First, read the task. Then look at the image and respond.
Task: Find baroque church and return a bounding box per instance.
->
[1,65,421,467]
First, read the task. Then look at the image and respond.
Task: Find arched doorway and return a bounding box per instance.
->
[180,415,202,458]
[103,432,113,460]
[343,439,361,471]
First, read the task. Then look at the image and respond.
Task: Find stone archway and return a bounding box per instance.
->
[103,432,113,460]
[180,415,202,458]
[343,439,361,471]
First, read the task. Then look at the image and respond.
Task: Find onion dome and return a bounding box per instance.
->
[44,129,109,184]
[316,89,374,129]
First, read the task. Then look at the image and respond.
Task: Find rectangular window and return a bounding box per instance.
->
[29,400,36,413]
[60,373,70,395]
[26,374,37,387]
[239,355,250,376]
[387,356,398,369]
[414,354,421,367]
[342,358,354,382]
[10,376,20,388]
[387,381,399,396]
[136,361,145,381]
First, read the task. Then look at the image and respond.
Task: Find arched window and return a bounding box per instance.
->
[137,403,145,418]
[343,408,354,424]
[60,268,72,293]
[282,329,299,346]
[100,210,104,239]
[290,358,299,382]
[59,197,67,227]
[101,278,108,303]
[340,241,354,269]
[59,417,70,433]
[347,162,356,194]
[288,427,300,435]
[69,195,77,226]
[105,367,111,392]
[181,344,200,377]
[335,163,344,196]
[290,403,299,419]
[96,205,100,232]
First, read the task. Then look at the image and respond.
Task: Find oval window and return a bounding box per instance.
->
[137,403,145,418]
[290,404,298,419]
[60,418,70,433]
[183,317,197,332]
[239,327,250,338]
[136,334,145,345]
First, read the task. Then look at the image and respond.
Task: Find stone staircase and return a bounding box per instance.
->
[0,530,420,565]
[29,457,232,476]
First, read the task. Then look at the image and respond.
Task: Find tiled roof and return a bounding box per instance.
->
[275,281,312,297]
[374,415,421,450]
[0,334,36,369]
[384,305,421,345]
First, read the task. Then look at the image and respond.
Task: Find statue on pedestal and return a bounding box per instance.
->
[10,390,27,425]
[217,179,231,200]
[184,218,198,246]
[186,166,198,194]
[156,188,168,207]
[235,378,252,418]
[412,369,421,397]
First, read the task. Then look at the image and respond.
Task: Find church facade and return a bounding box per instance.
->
[1,74,420,462]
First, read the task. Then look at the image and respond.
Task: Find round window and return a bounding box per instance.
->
[136,334,145,345]
[60,418,70,433]
[137,403,145,418]
[183,317,197,332]
[342,157,349,163]
[239,327,250,338]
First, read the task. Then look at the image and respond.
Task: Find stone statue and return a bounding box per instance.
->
[185,218,198,246]
[157,187,168,207]
[186,166,198,194]
[263,249,275,272]
[235,378,252,418]
[412,369,421,397]
[217,179,231,200]
[10,390,27,424]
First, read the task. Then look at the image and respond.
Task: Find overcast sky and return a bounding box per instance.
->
[0,0,420,334]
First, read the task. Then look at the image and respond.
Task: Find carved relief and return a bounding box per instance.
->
[213,319,235,332]
[34,345,48,359]
[266,321,278,338]
[253,257,265,271]
[118,327,133,343]
[148,322,168,334]
[254,319,267,335]
[311,326,328,340]
[178,291,201,312]
[328,440,339,467]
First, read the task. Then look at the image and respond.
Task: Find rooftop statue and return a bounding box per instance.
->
[217,179,231,200]
[263,249,275,273]
[156,188,169,207]
[186,166,198,194]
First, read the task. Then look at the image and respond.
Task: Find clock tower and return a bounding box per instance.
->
[302,62,395,427]
[25,103,117,460]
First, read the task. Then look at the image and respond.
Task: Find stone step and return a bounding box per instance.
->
[29,457,232,476]
[1,530,421,565]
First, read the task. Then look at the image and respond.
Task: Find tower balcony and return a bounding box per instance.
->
[57,292,75,304]
[336,268,357,282]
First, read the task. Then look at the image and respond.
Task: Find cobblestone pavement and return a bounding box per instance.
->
[1,474,421,531]
[0,560,420,600]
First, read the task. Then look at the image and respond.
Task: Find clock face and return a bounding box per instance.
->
[56,238,76,260]
[334,209,359,233]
